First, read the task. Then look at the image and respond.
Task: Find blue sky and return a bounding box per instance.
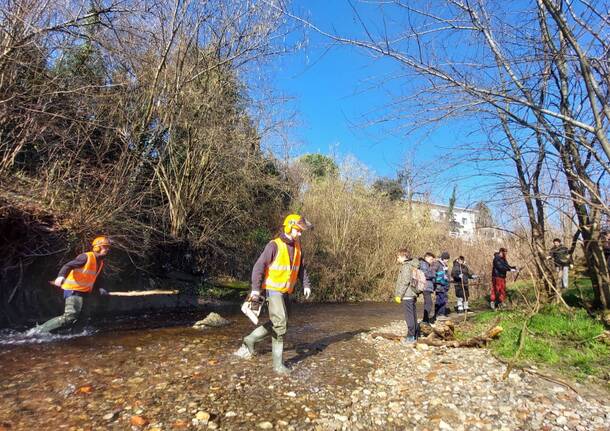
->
[267,0,494,207]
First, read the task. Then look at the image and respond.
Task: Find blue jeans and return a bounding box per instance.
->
[434,289,448,317]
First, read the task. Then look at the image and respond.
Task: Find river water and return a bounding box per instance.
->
[0,303,403,430]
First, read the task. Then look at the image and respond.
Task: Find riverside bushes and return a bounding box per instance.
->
[0,1,293,322]
[296,173,509,301]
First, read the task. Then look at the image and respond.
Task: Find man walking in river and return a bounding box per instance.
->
[234,214,312,374]
[31,236,111,334]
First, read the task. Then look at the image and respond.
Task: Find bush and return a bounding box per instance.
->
[295,171,510,301]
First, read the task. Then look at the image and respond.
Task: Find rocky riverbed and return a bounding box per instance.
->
[316,320,610,431]
[1,305,608,430]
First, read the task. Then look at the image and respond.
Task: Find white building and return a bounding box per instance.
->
[427,203,479,239]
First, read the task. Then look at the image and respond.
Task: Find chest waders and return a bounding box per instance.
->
[34,295,84,334]
[235,294,290,374]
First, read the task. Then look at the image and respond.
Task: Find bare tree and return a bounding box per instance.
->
[270,0,610,308]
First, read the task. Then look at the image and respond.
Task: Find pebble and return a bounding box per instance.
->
[196,411,210,422]
[130,415,148,427]
[102,412,116,421]
[257,421,273,429]
[439,420,453,430]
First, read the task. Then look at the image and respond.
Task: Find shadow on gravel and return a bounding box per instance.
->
[286,329,369,366]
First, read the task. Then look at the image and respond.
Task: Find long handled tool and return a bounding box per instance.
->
[49,281,178,296]
[106,290,178,296]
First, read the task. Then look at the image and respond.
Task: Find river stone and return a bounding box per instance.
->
[196,411,210,422]
[193,313,230,328]
[102,412,117,421]
[257,421,273,429]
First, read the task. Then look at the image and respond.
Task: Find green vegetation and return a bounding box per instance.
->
[199,277,250,301]
[458,306,610,386]
[298,154,339,180]
[470,278,598,309]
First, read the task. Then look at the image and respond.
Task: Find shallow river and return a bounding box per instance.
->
[0,303,403,430]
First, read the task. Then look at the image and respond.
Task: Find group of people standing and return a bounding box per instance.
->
[393,249,479,344]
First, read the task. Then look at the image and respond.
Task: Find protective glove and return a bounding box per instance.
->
[53,277,65,287]
[303,286,311,299]
[510,268,518,272]
[569,264,574,269]
[458,274,463,279]
[99,288,108,296]
[250,290,260,299]
[394,296,402,304]
[472,274,479,279]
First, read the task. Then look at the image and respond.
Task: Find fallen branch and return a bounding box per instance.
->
[491,353,580,395]
[48,281,178,296]
[370,322,503,348]
[108,290,179,296]
[418,325,503,348]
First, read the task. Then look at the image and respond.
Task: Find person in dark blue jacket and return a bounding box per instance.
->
[419,252,436,323]
[451,256,477,313]
[432,251,450,320]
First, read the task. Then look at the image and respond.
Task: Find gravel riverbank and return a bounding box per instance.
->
[312,320,610,431]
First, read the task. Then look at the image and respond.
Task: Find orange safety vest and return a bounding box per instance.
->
[262,238,301,294]
[61,252,103,293]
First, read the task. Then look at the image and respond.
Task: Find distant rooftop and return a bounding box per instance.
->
[412,201,479,213]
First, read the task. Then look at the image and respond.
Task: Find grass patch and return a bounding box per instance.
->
[476,276,598,309]
[563,278,596,307]
[458,306,610,387]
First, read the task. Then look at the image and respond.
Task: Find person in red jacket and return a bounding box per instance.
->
[31,236,111,334]
[491,248,517,310]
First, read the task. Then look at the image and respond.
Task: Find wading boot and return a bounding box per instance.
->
[271,338,290,375]
[234,325,269,359]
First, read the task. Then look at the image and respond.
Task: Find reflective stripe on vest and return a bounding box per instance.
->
[262,238,301,294]
[61,252,103,293]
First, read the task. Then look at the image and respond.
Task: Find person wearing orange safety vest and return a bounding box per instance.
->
[234,214,313,374]
[32,236,111,334]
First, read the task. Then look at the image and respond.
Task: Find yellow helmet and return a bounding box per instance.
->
[282,214,313,234]
[92,236,111,252]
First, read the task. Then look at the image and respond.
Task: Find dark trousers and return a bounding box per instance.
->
[455,285,469,300]
[434,289,448,317]
[422,291,433,323]
[402,298,417,338]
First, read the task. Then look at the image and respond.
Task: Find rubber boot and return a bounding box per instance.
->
[244,325,269,354]
[271,338,290,375]
[235,325,269,359]
[456,297,464,313]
